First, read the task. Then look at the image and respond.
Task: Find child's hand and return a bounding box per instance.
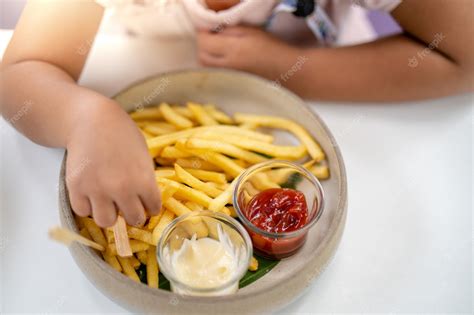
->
[197,26,300,80]
[66,101,161,228]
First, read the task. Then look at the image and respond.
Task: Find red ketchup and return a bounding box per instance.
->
[244,188,310,259]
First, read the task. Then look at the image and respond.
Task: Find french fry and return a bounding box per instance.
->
[146,126,273,151]
[195,132,307,160]
[185,138,267,164]
[147,182,178,230]
[249,256,259,271]
[129,255,141,269]
[147,214,163,231]
[201,153,243,178]
[164,197,192,217]
[233,159,248,168]
[144,124,178,136]
[139,129,155,140]
[243,181,260,197]
[157,178,181,194]
[48,226,105,251]
[130,106,162,121]
[187,102,218,126]
[303,159,317,169]
[146,246,159,288]
[152,209,175,244]
[243,190,253,204]
[113,216,132,257]
[193,126,273,143]
[79,227,92,240]
[207,182,230,191]
[127,227,154,245]
[155,157,175,166]
[148,147,161,158]
[310,164,330,180]
[104,228,114,243]
[239,122,258,130]
[108,240,150,256]
[156,177,213,208]
[79,217,122,272]
[159,103,193,129]
[209,177,239,212]
[265,160,320,184]
[136,251,148,265]
[76,216,85,229]
[117,256,140,282]
[154,168,177,180]
[175,142,244,178]
[136,121,157,128]
[184,201,204,212]
[80,217,108,248]
[175,158,222,172]
[174,164,223,198]
[234,113,325,161]
[204,105,233,124]
[185,168,227,184]
[266,168,294,185]
[227,206,237,217]
[172,105,195,119]
[180,217,209,238]
[161,146,192,159]
[251,173,280,190]
[146,129,195,150]
[104,253,122,272]
[220,206,232,216]
[156,167,227,184]
[140,121,177,129]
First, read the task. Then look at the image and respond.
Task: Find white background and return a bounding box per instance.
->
[1,27,472,313]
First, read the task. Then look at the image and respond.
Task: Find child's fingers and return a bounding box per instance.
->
[69,193,92,217]
[139,183,161,216]
[115,194,146,227]
[198,50,228,67]
[219,26,249,36]
[90,196,118,228]
[197,31,234,56]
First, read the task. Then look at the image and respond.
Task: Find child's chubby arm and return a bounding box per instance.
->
[0,0,161,227]
[197,0,474,102]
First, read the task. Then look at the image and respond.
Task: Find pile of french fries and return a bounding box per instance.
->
[73,102,329,288]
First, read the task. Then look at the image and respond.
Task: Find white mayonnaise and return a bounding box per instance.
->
[163,224,246,295]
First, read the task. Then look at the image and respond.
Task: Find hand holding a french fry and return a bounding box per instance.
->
[66,101,161,228]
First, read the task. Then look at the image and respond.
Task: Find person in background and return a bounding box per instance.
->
[1,0,472,228]
[195,0,473,100]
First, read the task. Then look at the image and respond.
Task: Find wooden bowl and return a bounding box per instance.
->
[59,69,347,314]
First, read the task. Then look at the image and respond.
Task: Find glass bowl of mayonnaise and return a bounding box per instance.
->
[157,211,252,296]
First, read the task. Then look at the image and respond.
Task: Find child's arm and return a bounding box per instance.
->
[1,0,161,227]
[197,0,474,101]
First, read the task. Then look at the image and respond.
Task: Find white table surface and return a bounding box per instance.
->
[1,28,472,314]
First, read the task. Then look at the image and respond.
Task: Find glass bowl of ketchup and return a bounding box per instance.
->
[233,160,325,259]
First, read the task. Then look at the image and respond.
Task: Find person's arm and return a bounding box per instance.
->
[1,0,105,145]
[197,0,474,101]
[1,0,161,227]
